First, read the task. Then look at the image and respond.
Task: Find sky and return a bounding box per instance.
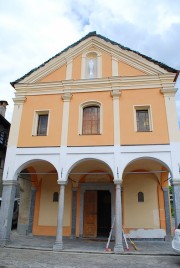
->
[0,0,180,123]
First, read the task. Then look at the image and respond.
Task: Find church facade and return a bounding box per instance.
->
[0,32,180,253]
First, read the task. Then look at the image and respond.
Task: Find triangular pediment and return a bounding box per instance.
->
[11,32,177,86]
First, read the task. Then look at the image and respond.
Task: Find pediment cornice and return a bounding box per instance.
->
[17,36,173,85]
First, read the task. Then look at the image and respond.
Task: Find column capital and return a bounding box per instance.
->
[114,180,122,185]
[72,187,78,192]
[62,92,72,102]
[13,97,26,105]
[171,178,180,186]
[57,180,67,186]
[162,187,169,192]
[2,180,18,187]
[160,87,177,96]
[111,89,121,99]
[65,58,73,64]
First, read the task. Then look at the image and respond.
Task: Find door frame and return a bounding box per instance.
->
[79,183,114,237]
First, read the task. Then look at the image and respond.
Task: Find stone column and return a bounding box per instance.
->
[71,187,77,238]
[28,187,37,234]
[162,187,171,235]
[79,188,85,237]
[171,180,180,228]
[114,181,123,253]
[17,173,31,235]
[53,181,66,251]
[0,180,17,246]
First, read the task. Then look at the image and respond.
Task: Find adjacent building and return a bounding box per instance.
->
[0,32,180,253]
[0,101,10,197]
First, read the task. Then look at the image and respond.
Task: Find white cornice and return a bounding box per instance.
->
[161,88,177,95]
[13,96,26,104]
[14,73,175,95]
[14,75,177,98]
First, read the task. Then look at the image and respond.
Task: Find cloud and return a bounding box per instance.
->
[0,0,180,123]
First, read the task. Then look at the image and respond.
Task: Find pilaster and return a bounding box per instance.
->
[61,92,72,146]
[112,57,118,76]
[161,87,180,142]
[66,59,73,80]
[111,89,121,145]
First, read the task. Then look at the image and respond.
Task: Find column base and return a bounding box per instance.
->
[114,243,124,254]
[70,235,76,240]
[53,241,63,251]
[0,238,9,247]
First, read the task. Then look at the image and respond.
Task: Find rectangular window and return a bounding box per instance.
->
[32,111,49,136]
[37,114,48,136]
[135,106,152,132]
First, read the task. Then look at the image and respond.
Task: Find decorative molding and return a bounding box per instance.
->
[111,89,121,99]
[13,73,176,98]
[13,97,26,104]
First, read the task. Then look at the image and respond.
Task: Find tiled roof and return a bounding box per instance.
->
[11,31,179,87]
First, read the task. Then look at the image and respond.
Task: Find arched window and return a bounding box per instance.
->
[53,192,59,202]
[138,192,144,202]
[86,52,97,79]
[82,105,100,135]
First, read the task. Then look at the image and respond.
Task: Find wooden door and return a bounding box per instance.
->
[83,191,97,237]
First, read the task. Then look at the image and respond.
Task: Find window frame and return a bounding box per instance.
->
[134,105,153,132]
[78,101,103,135]
[32,110,50,136]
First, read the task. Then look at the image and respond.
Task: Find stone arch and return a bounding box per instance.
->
[66,157,114,182]
[122,156,172,181]
[13,158,59,181]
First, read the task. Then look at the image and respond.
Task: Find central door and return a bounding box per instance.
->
[83,191,97,237]
[83,190,111,237]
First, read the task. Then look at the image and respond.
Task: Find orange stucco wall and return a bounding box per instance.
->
[120,88,169,145]
[39,64,66,82]
[18,95,63,147]
[68,91,114,146]
[119,61,146,76]
[32,176,72,236]
[102,52,112,78]
[72,54,82,80]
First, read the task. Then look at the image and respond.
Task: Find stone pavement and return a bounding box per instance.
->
[4,231,177,256]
